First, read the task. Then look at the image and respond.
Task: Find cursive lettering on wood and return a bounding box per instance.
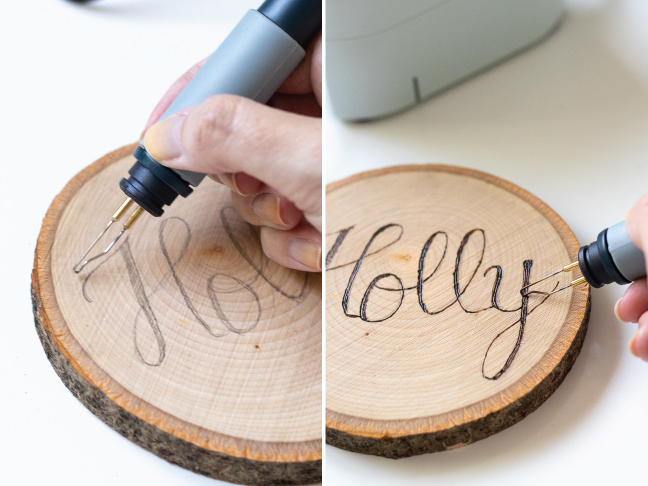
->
[34,145,322,481]
[327,224,559,380]
[325,165,589,458]
[82,209,310,367]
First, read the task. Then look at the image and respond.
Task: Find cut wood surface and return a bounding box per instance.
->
[32,144,322,485]
[325,165,590,458]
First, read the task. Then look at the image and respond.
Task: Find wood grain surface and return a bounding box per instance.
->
[32,144,322,485]
[325,165,590,458]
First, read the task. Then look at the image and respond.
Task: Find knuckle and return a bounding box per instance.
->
[187,95,243,155]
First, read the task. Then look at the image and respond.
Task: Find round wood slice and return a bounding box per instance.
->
[325,165,590,458]
[31,144,322,485]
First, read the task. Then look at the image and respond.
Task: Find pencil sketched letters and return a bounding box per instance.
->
[81,207,309,367]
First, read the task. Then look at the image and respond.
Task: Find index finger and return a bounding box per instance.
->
[617,279,648,323]
[142,58,208,134]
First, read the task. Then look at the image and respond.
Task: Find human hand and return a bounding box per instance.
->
[614,195,648,359]
[142,34,322,272]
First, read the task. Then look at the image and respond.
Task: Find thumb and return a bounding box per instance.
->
[626,195,648,278]
[144,94,322,230]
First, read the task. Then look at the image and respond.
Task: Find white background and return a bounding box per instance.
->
[4,0,648,485]
[325,0,648,485]
[0,1,294,485]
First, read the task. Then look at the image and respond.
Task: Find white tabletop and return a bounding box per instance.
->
[325,0,648,484]
[5,0,648,485]
[0,1,289,485]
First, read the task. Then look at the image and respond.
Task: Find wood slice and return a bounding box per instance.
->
[325,165,590,458]
[31,144,322,485]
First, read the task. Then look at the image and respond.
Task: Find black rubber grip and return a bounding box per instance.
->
[578,228,631,288]
[258,0,322,48]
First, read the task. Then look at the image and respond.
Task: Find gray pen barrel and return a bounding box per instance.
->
[606,221,646,283]
[144,9,306,187]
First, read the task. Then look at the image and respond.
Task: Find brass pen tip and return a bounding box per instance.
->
[73,198,143,274]
[521,262,587,297]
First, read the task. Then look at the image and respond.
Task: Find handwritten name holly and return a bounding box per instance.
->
[326,224,554,380]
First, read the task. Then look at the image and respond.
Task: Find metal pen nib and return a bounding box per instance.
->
[521,261,588,297]
[73,198,144,273]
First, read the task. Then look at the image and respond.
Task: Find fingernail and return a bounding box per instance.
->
[629,334,638,357]
[233,173,260,196]
[289,239,322,271]
[252,193,285,226]
[222,173,257,196]
[219,173,244,196]
[144,114,185,161]
[231,173,246,195]
[614,299,627,322]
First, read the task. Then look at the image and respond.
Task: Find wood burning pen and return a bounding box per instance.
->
[73,0,321,273]
[523,221,647,296]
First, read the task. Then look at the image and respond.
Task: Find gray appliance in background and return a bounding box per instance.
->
[327,0,565,121]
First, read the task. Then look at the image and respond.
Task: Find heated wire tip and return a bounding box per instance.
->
[72,197,145,274]
[521,262,588,297]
